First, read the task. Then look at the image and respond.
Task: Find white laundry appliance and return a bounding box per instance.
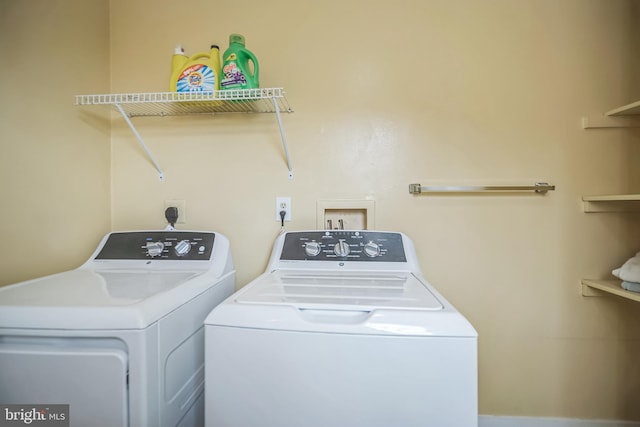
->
[0,230,235,427]
[204,230,477,427]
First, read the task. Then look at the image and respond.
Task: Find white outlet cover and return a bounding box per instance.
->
[275,197,291,221]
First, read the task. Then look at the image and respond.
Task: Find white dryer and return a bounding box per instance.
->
[0,230,235,427]
[204,230,477,427]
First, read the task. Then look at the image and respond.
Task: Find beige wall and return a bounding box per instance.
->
[0,0,111,285]
[2,0,640,422]
[108,0,640,420]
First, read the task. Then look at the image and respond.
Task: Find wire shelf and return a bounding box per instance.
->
[75,87,294,180]
[75,88,292,117]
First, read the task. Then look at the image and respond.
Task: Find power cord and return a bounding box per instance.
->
[165,207,178,231]
[279,210,286,233]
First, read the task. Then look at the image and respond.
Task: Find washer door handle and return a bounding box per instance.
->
[297,308,372,324]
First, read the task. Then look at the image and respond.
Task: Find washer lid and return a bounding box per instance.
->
[206,270,478,337]
[236,270,444,311]
[0,269,207,330]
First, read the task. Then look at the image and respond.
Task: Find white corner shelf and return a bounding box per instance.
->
[581,279,640,303]
[580,99,640,302]
[582,194,640,212]
[581,101,640,209]
[75,88,294,180]
[581,99,640,129]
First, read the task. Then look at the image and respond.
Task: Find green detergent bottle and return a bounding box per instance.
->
[220,34,259,90]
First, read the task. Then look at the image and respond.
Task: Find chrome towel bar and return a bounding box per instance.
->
[409,182,555,195]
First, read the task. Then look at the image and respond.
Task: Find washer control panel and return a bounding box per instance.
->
[95,231,215,260]
[280,231,407,262]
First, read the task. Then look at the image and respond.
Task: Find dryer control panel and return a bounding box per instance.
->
[95,231,215,260]
[280,231,407,262]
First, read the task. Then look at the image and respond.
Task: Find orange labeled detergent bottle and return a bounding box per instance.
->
[220,34,259,90]
[170,45,221,92]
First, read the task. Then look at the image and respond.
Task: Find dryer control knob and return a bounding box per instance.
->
[146,241,165,257]
[304,241,322,257]
[174,240,191,256]
[334,240,350,257]
[363,241,381,258]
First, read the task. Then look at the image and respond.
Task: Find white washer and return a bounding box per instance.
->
[0,230,235,427]
[204,230,477,427]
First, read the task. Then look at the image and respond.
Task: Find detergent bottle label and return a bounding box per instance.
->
[221,58,247,89]
[176,64,216,92]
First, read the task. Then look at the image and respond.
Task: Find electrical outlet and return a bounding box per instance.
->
[164,199,186,224]
[275,197,292,221]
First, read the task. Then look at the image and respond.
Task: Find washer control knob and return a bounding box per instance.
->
[146,241,165,257]
[304,241,322,257]
[334,240,350,257]
[174,240,191,256]
[363,241,381,258]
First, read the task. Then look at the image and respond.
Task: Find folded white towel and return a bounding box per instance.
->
[622,281,640,293]
[612,252,640,283]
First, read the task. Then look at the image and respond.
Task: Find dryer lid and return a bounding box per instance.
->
[0,269,207,330]
[236,270,444,311]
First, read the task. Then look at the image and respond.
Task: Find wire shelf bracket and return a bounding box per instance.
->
[409,182,556,195]
[75,88,294,181]
[114,103,165,180]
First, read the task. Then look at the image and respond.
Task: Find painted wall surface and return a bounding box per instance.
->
[0,0,111,286]
[107,0,640,420]
[116,0,640,420]
[2,0,640,422]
